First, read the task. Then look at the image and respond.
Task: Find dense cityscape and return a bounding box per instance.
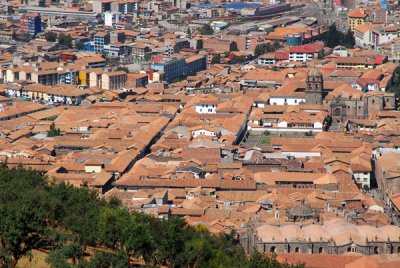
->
[0,0,400,267]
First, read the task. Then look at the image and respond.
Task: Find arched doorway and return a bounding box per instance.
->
[270,246,276,253]
[374,246,379,254]
[295,247,300,253]
[319,247,323,254]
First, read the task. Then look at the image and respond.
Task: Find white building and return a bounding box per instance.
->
[195,103,217,114]
[104,12,120,27]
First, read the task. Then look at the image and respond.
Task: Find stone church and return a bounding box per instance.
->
[240,219,400,255]
[305,69,395,122]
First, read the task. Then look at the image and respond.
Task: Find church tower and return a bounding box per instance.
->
[305,69,324,105]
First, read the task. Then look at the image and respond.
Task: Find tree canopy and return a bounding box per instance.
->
[254,42,282,57]
[320,23,355,48]
[48,122,61,137]
[198,24,214,35]
[0,166,305,268]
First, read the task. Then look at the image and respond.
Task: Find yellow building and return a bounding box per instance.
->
[78,69,89,86]
[348,8,368,31]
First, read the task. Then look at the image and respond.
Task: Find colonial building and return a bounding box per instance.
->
[240,219,400,255]
[325,85,395,123]
[305,69,325,105]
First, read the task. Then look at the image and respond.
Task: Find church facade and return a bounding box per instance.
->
[240,219,400,255]
[304,69,396,122]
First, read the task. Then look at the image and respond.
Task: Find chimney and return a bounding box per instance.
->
[149,68,154,81]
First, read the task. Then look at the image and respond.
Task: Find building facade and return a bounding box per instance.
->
[240,219,400,255]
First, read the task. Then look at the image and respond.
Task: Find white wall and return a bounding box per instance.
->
[195,104,216,114]
[379,32,398,45]
[248,126,323,133]
[289,53,314,62]
[258,58,276,66]
[281,151,321,158]
[269,97,305,105]
[192,129,217,138]
[353,172,370,188]
[277,121,287,128]
[314,122,323,128]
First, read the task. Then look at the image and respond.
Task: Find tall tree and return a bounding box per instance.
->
[48,122,61,137]
[198,24,214,35]
[211,54,221,64]
[0,166,48,268]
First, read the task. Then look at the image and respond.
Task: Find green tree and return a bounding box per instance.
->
[211,54,221,64]
[47,183,105,247]
[230,55,247,64]
[144,53,152,61]
[387,66,400,102]
[323,115,333,131]
[0,165,48,268]
[320,23,355,49]
[123,216,155,265]
[58,33,73,48]
[254,41,282,57]
[154,217,186,267]
[199,24,214,35]
[317,50,325,59]
[0,167,307,268]
[81,251,129,268]
[344,29,355,48]
[45,31,57,42]
[98,207,130,250]
[181,226,213,267]
[115,66,129,73]
[48,122,61,137]
[47,243,84,267]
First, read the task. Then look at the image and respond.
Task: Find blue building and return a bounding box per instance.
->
[185,55,207,76]
[150,56,187,82]
[150,55,207,82]
[20,13,42,36]
[93,32,110,53]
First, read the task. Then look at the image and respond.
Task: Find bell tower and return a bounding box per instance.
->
[305,69,324,105]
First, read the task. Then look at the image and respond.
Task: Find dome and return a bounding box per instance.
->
[290,203,314,217]
[308,68,322,77]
